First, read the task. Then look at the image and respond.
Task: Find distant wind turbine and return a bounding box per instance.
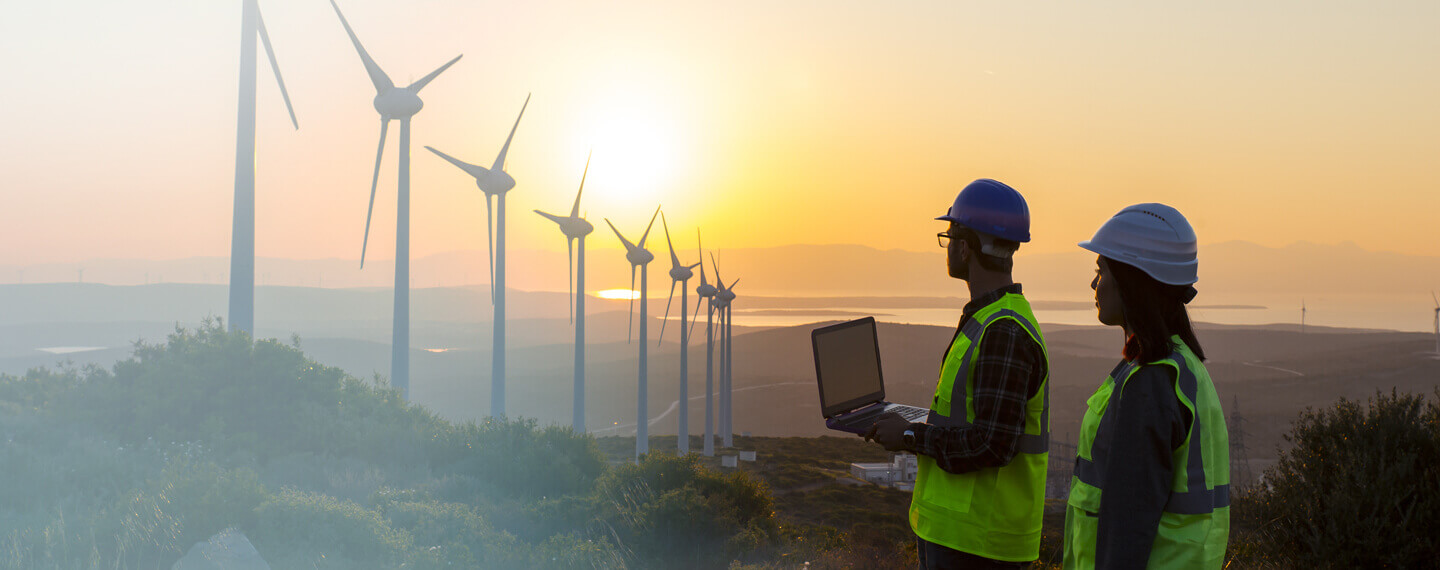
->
[711,254,740,449]
[656,213,700,454]
[691,234,719,456]
[229,0,298,336]
[606,206,661,461]
[1432,292,1438,355]
[535,153,595,432]
[425,94,530,419]
[331,0,461,399]
[1301,299,1306,334]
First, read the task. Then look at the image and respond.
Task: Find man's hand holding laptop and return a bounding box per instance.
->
[862,412,911,452]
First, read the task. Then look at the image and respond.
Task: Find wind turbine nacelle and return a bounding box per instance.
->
[669,267,695,281]
[479,171,516,195]
[696,284,718,297]
[562,218,594,238]
[627,250,655,266]
[718,290,736,303]
[374,90,424,118]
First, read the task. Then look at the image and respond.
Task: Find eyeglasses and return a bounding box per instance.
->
[937,232,954,248]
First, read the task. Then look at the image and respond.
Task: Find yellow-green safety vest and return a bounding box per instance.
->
[910,293,1050,562]
[1062,338,1230,569]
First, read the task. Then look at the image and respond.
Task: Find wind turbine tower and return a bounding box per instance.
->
[1301,299,1306,334]
[656,213,700,454]
[711,255,740,448]
[229,0,298,336]
[331,0,462,399]
[425,94,530,418]
[606,206,662,461]
[535,154,595,432]
[690,234,719,456]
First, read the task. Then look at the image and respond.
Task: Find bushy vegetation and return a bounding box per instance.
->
[0,320,782,568]
[0,319,963,569]
[1236,389,1440,568]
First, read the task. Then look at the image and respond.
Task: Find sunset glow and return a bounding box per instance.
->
[1,1,1437,267]
[596,289,641,300]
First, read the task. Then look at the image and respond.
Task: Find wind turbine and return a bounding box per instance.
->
[691,233,719,456]
[605,206,661,461]
[229,0,298,336]
[711,254,740,449]
[331,0,462,400]
[535,153,594,432]
[656,213,700,454]
[1301,299,1306,334]
[1432,292,1438,355]
[424,94,530,419]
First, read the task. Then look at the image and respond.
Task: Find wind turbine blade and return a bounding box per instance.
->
[710,252,723,288]
[329,0,394,93]
[688,294,704,340]
[486,194,496,304]
[424,146,489,179]
[658,280,677,346]
[534,210,567,226]
[567,237,575,324]
[605,219,636,251]
[662,212,680,268]
[360,118,389,268]
[407,54,462,93]
[696,229,708,286]
[255,4,298,129]
[571,150,591,218]
[637,205,661,247]
[628,266,637,344]
[728,278,740,291]
[491,93,531,171]
[1433,291,1438,308]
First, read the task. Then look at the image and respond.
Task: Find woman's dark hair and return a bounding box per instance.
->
[1103,257,1206,362]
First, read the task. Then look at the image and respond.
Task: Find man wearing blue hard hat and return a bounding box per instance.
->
[866,179,1052,569]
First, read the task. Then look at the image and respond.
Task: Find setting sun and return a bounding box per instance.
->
[562,72,693,214]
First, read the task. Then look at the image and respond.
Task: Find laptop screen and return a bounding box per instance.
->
[812,317,886,418]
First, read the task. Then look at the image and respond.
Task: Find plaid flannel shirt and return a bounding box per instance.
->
[911,284,1048,474]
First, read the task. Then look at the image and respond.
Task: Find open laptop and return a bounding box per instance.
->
[812,317,929,434]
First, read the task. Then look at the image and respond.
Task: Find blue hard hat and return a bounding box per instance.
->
[937,179,1031,243]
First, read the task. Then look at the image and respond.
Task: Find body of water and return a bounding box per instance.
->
[721,294,1436,333]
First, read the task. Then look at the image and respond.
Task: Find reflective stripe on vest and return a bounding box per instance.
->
[926,308,1050,454]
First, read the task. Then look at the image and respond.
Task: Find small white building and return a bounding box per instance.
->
[851,453,918,491]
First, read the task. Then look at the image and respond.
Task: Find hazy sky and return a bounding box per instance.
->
[2,0,1437,267]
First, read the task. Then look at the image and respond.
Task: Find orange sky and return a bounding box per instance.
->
[2,1,1437,267]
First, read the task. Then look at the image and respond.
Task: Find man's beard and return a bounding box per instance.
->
[948,249,968,280]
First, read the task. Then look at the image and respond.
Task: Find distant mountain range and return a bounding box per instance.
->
[4,241,1438,301]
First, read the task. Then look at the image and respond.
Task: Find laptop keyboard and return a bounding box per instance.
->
[895,406,928,422]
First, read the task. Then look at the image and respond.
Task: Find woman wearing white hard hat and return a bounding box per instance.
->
[1061,204,1230,569]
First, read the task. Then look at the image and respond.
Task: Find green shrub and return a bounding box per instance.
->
[252,488,413,569]
[152,460,270,547]
[595,453,780,569]
[1249,389,1440,567]
[429,417,607,501]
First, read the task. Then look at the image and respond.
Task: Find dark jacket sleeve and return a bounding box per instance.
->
[1095,364,1189,570]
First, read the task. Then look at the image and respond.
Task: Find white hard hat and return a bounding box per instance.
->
[1079,203,1198,285]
